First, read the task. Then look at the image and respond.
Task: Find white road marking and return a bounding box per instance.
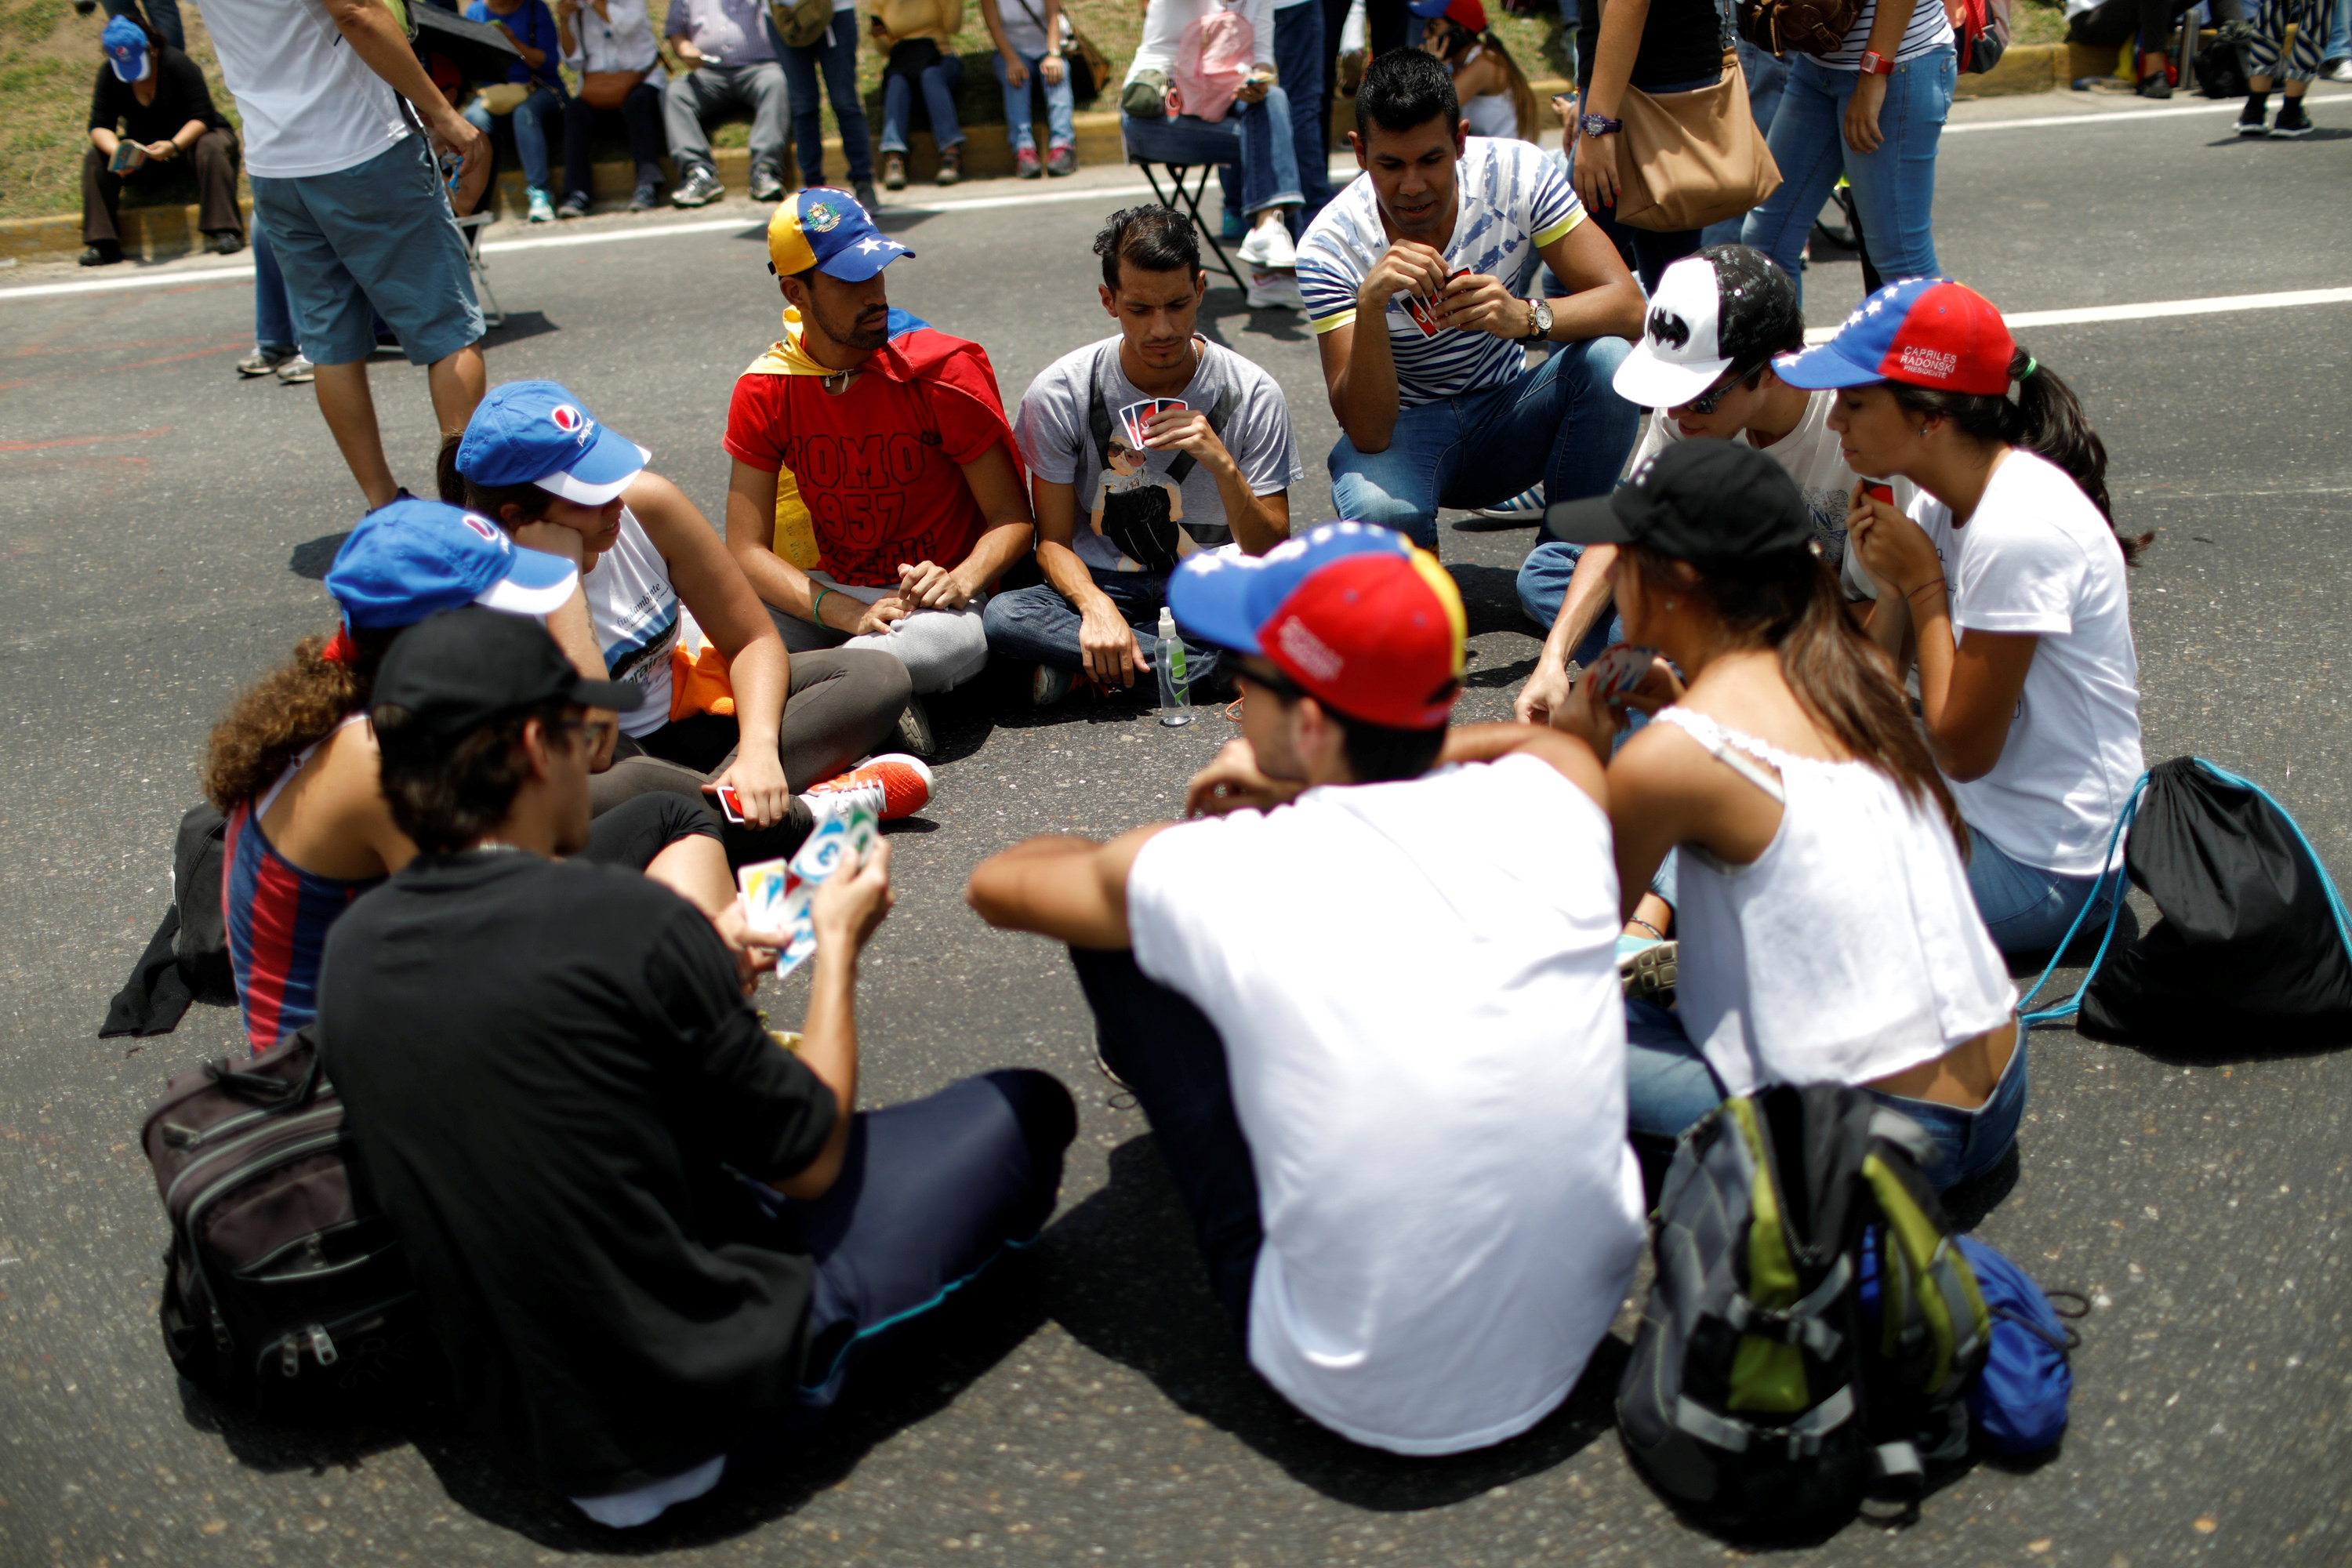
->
[1801,287,2352,342]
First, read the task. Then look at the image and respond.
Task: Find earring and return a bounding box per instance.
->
[1664,597,1679,611]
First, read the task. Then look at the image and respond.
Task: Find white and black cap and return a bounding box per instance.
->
[1611,245,1803,410]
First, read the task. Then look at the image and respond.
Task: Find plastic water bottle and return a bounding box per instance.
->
[1156,607,1193,727]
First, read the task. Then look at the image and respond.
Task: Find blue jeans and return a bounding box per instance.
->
[1122,92,1302,217]
[980,568,1225,691]
[1700,40,1788,247]
[464,84,563,193]
[782,11,875,187]
[881,53,966,151]
[993,49,1077,154]
[1278,1,1332,224]
[1328,336,1638,550]
[1624,999,2026,1191]
[1739,48,1955,308]
[2328,0,2350,59]
[1965,822,2115,956]
[1513,539,1623,664]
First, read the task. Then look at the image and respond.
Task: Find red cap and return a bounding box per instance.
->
[1258,550,1467,730]
[1775,278,2016,397]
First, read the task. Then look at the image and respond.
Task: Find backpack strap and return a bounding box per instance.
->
[1162,380,1240,487]
[2014,769,2151,1026]
[1084,342,1238,488]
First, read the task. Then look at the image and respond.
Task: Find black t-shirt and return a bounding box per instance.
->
[88,46,231,146]
[1577,0,1726,94]
[318,851,836,1497]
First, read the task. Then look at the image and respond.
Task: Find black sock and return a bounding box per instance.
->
[2245,89,2271,113]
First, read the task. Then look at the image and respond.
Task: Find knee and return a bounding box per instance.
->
[981,1069,1079,1163]
[837,644,914,713]
[1327,456,1435,547]
[1514,540,1576,623]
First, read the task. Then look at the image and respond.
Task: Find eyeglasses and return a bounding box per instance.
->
[557,715,618,753]
[1682,363,1760,417]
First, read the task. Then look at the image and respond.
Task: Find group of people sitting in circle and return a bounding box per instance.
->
[187,44,2146,1530]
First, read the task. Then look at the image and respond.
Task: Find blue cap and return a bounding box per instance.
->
[325,498,581,631]
[767,188,914,282]
[103,15,151,82]
[1166,521,1420,655]
[454,380,651,506]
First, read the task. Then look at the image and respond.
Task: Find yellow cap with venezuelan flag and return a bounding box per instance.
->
[766,187,914,281]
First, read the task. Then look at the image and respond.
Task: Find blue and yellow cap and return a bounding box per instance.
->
[766,188,913,282]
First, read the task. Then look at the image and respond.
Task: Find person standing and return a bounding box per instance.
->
[1567,0,1725,290]
[2235,0,2323,135]
[463,0,570,222]
[554,0,671,213]
[662,0,793,204]
[779,0,882,208]
[982,0,1078,178]
[1737,0,1955,308]
[195,0,489,510]
[82,15,242,267]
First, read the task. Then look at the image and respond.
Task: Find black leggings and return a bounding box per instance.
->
[578,792,717,872]
[2067,0,2244,53]
[589,647,910,866]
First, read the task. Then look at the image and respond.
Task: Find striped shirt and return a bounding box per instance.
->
[1296,138,1584,408]
[1819,0,1954,67]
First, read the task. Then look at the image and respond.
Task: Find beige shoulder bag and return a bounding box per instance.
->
[1604,42,1783,233]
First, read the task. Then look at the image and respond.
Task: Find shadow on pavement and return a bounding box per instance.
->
[481,310,561,350]
[289,532,351,581]
[1041,1135,1627,1512]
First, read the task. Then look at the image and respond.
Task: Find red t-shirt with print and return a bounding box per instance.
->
[724,328,1015,589]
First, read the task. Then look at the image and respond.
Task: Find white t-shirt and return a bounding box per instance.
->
[1126,755,1646,1455]
[1910,448,2143,875]
[1127,0,1278,77]
[583,507,681,737]
[1297,138,1584,408]
[196,0,416,178]
[995,0,1057,56]
[1627,390,1883,599]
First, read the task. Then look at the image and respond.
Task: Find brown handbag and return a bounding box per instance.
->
[579,69,645,108]
[1609,49,1783,233]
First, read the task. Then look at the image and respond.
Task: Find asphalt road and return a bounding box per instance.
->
[3,83,2350,1568]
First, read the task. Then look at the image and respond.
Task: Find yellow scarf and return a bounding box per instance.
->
[736,308,834,570]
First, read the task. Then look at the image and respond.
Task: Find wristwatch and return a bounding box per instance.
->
[1858,49,1895,73]
[1520,297,1554,343]
[1578,111,1622,139]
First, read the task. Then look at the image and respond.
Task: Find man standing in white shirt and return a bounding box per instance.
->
[967,523,1644,1456]
[198,0,488,510]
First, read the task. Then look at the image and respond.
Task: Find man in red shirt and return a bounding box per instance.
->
[725,189,1035,752]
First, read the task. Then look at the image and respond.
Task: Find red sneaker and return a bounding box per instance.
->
[802,753,934,822]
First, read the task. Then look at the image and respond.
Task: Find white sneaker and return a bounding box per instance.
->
[1244,269,1305,312]
[1236,218,1296,271]
[2323,57,2352,82]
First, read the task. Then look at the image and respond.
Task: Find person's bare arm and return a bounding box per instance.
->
[1140,405,1290,556]
[1039,0,1067,83]
[896,442,1036,608]
[1529,214,1646,343]
[1845,0,1920,154]
[980,0,1025,83]
[965,825,1172,948]
[1571,0,1646,211]
[1515,542,1621,724]
[1036,475,1150,688]
[321,0,487,171]
[771,840,896,1200]
[1317,238,1451,453]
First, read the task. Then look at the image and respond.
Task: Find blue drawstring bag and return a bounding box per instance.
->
[1861,1235,2080,1457]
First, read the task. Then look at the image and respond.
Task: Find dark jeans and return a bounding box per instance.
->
[84,126,242,246]
[102,0,183,50]
[563,81,666,200]
[978,568,1226,692]
[586,646,910,866]
[779,10,875,187]
[880,53,966,152]
[578,791,717,869]
[1068,948,1261,1333]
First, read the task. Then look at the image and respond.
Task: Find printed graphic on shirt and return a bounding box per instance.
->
[1091,437,1195,573]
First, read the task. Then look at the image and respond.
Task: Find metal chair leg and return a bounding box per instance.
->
[1138,162,1247,296]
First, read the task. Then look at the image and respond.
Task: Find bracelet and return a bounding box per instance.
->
[1628,919,1665,940]
[810,585,833,626]
[1904,576,1947,608]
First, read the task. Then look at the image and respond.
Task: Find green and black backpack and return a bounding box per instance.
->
[1617,1083,1991,1537]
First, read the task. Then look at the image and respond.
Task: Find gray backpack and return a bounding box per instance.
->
[1618,1083,1991,1536]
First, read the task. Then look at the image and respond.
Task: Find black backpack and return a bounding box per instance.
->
[141,1029,447,1420]
[103,803,238,1039]
[1618,1084,1991,1537]
[2017,757,2352,1048]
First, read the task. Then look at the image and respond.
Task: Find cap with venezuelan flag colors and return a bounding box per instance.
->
[1774,277,2016,397]
[766,187,914,282]
[1168,523,1466,731]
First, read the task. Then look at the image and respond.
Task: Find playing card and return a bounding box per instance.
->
[713,782,746,824]
[790,814,854,883]
[736,858,792,938]
[1116,400,1156,449]
[1585,644,1663,702]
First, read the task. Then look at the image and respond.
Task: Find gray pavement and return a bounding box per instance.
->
[3,84,2350,1567]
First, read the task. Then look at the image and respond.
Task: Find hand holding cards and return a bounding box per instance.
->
[1583,644,1668,707]
[734,796,882,978]
[1403,270,1472,337]
[1117,397,1188,449]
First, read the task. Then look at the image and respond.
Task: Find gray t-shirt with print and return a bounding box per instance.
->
[1016,335,1302,575]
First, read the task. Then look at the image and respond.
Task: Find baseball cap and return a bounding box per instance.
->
[371,606,639,743]
[325,497,581,631]
[102,14,151,82]
[1168,522,1466,731]
[1406,0,1487,27]
[1775,278,2016,397]
[1613,245,1799,408]
[454,380,650,506]
[1544,441,1814,575]
[767,187,913,282]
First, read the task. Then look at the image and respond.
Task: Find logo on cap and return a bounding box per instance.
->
[1646,307,1690,350]
[550,405,586,435]
[1896,346,1958,382]
[803,199,842,233]
[1275,617,1344,682]
[461,511,503,545]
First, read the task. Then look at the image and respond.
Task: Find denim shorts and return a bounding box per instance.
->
[249,135,483,368]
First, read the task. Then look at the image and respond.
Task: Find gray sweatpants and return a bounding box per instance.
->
[769,572,991,695]
[663,60,791,177]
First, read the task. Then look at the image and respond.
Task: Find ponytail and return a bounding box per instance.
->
[435,431,555,532]
[1629,546,1969,852]
[201,625,397,812]
[1891,347,2152,566]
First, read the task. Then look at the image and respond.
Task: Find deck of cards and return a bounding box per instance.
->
[1584,644,1664,705]
[1118,397,1187,448]
[1403,270,1472,337]
[734,796,880,979]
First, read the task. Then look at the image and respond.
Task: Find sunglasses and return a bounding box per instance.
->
[1682,363,1761,417]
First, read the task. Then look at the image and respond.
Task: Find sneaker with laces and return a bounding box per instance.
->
[749,167,786,201]
[894,691,937,756]
[628,181,659,211]
[673,165,726,206]
[1015,145,1043,179]
[238,345,294,377]
[1236,217,1296,270]
[275,354,316,385]
[1244,269,1306,311]
[804,753,934,821]
[526,186,556,223]
[936,147,962,186]
[1469,485,1546,521]
[2237,96,2270,135]
[2270,97,2313,136]
[884,152,907,190]
[1046,142,1078,176]
[556,191,591,220]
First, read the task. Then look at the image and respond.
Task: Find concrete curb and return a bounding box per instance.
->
[0,49,2082,270]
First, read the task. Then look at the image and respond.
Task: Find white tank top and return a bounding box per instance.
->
[582,507,678,738]
[1457,49,1517,139]
[1657,706,2016,1098]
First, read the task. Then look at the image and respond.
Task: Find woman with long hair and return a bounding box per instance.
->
[1414,0,1536,140]
[1545,441,2020,1190]
[203,500,750,1055]
[1783,278,2148,956]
